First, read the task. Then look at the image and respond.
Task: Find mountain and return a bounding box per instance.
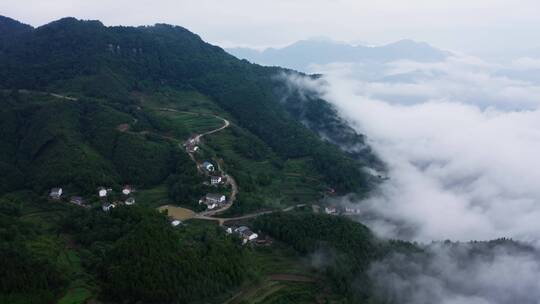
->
[0,15,385,304]
[227,38,451,72]
[0,16,380,197]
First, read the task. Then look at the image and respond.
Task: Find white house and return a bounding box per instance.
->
[345,207,361,214]
[102,203,115,212]
[210,175,222,185]
[199,198,218,210]
[188,145,199,153]
[49,188,63,200]
[234,226,258,244]
[171,220,182,227]
[325,206,338,215]
[206,193,226,204]
[98,187,108,198]
[125,197,136,205]
[122,185,133,195]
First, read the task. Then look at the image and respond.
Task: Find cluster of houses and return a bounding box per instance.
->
[225,226,258,244]
[100,185,136,212]
[323,205,361,215]
[49,185,136,212]
[185,137,200,153]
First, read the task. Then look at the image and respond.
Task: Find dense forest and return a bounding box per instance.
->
[0,15,379,194]
[253,212,383,302]
[0,15,386,303]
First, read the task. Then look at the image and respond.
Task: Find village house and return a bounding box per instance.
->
[199,193,226,210]
[234,226,258,244]
[122,185,134,195]
[70,196,86,206]
[125,197,136,206]
[171,220,182,227]
[49,187,63,200]
[325,206,338,215]
[188,145,199,153]
[206,193,226,204]
[102,202,115,212]
[202,161,215,172]
[345,207,361,214]
[210,174,223,185]
[98,187,108,198]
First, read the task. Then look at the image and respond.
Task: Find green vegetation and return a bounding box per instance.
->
[253,212,381,302]
[0,16,377,195]
[0,15,385,304]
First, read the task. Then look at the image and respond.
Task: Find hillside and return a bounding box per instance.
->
[0,15,383,304]
[0,16,379,196]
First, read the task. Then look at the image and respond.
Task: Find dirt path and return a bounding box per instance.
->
[267,274,318,283]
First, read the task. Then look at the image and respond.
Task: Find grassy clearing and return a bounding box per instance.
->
[157,205,196,220]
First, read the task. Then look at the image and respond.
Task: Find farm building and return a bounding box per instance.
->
[49,188,63,200]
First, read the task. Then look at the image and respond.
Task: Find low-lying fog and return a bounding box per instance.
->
[292,55,540,243]
[288,54,540,303]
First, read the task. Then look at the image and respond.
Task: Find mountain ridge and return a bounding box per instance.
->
[227,38,451,72]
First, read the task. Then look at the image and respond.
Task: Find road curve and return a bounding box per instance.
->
[158,108,238,216]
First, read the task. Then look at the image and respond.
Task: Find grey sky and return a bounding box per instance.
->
[2,0,540,56]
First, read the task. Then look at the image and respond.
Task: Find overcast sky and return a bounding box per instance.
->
[2,0,540,57]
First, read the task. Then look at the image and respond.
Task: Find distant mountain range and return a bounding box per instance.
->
[227,38,451,72]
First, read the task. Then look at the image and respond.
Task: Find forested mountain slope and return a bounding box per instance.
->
[0,16,379,195]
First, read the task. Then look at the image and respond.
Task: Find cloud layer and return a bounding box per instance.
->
[369,242,540,304]
[294,56,540,243]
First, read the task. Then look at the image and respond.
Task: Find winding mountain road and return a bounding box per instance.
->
[157,108,238,217]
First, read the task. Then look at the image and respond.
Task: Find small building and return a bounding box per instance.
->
[199,198,218,210]
[102,202,115,212]
[202,161,215,172]
[125,197,136,206]
[234,226,258,244]
[171,220,182,227]
[345,207,361,214]
[122,185,134,196]
[210,175,223,185]
[49,188,63,200]
[188,145,199,153]
[98,187,108,198]
[206,193,226,204]
[325,206,338,215]
[70,196,86,206]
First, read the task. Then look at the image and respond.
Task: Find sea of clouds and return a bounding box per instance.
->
[291,55,540,243]
[287,54,540,303]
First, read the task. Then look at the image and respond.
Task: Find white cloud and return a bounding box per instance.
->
[512,57,540,70]
[369,243,540,304]
[292,55,540,243]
